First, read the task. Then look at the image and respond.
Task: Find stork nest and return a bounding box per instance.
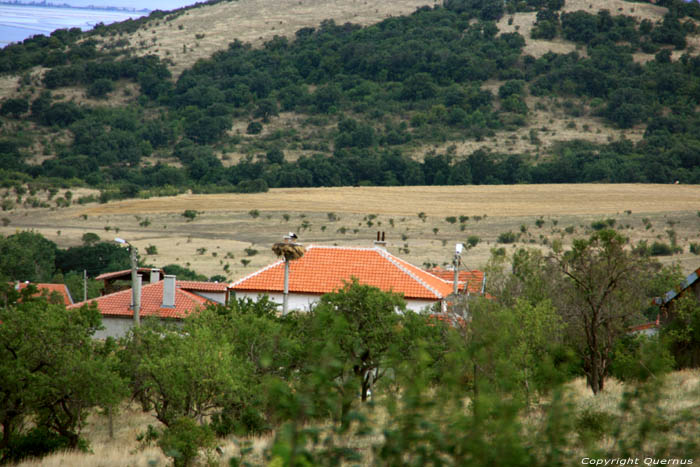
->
[272,242,306,261]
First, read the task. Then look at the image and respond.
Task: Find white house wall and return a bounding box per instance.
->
[234,291,438,313]
[96,316,183,339]
[189,290,226,304]
[95,316,136,339]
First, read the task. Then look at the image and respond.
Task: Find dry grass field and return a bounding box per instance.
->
[2,184,700,283]
[10,369,700,466]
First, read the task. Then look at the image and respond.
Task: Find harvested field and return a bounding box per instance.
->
[3,184,700,282]
[79,184,700,218]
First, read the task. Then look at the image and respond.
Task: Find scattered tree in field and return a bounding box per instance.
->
[181,210,197,221]
[552,230,652,394]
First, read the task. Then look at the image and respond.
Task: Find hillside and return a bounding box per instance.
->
[1,0,700,201]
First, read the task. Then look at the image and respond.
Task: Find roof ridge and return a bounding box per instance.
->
[375,248,444,299]
[229,258,285,288]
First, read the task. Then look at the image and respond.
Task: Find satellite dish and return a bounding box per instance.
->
[455,243,464,255]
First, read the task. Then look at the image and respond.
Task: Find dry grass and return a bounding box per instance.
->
[76,184,700,218]
[102,0,441,79]
[2,184,700,282]
[10,370,700,466]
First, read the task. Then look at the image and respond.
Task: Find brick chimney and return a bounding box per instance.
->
[162,275,176,308]
[373,231,387,249]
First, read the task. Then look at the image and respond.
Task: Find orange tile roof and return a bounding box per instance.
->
[230,246,454,300]
[427,267,486,294]
[177,281,228,292]
[17,282,73,305]
[68,280,210,319]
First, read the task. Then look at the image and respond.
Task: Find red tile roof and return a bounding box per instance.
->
[68,280,210,319]
[17,283,73,305]
[230,246,454,300]
[177,281,228,292]
[426,267,486,294]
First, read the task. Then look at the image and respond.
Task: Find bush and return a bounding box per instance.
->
[87,78,114,98]
[650,241,673,256]
[158,417,214,467]
[2,427,86,464]
[467,235,480,247]
[246,121,263,135]
[591,220,607,230]
[690,243,700,255]
[182,209,197,221]
[610,335,674,382]
[497,231,519,244]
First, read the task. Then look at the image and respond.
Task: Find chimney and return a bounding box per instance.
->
[131,274,142,308]
[373,231,387,249]
[150,268,161,284]
[162,275,176,308]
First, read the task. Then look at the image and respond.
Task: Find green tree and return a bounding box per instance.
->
[158,417,214,467]
[551,230,652,394]
[121,319,250,427]
[0,288,124,455]
[0,231,57,282]
[306,280,405,418]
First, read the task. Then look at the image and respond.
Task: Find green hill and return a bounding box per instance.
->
[1,0,700,203]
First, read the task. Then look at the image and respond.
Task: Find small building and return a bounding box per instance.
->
[177,280,227,304]
[424,266,486,295]
[654,267,700,318]
[16,282,73,305]
[69,275,212,339]
[228,245,456,313]
[95,268,164,295]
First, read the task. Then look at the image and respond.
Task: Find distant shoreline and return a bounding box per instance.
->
[0,1,150,13]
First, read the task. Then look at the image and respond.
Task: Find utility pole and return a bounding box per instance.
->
[283,258,290,315]
[116,237,140,327]
[130,245,140,326]
[453,243,463,296]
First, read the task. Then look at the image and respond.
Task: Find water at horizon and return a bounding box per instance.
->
[0,3,144,47]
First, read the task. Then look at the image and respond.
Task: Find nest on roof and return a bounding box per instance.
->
[272,242,306,261]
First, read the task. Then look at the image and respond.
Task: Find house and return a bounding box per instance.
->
[95,268,164,295]
[228,245,456,313]
[178,281,227,304]
[425,266,486,295]
[95,267,227,304]
[647,266,700,333]
[653,267,700,318]
[16,282,73,305]
[69,275,212,339]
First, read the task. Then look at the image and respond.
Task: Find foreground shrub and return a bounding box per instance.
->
[158,417,214,467]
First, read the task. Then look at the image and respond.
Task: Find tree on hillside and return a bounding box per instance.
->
[551,230,653,394]
[0,231,57,282]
